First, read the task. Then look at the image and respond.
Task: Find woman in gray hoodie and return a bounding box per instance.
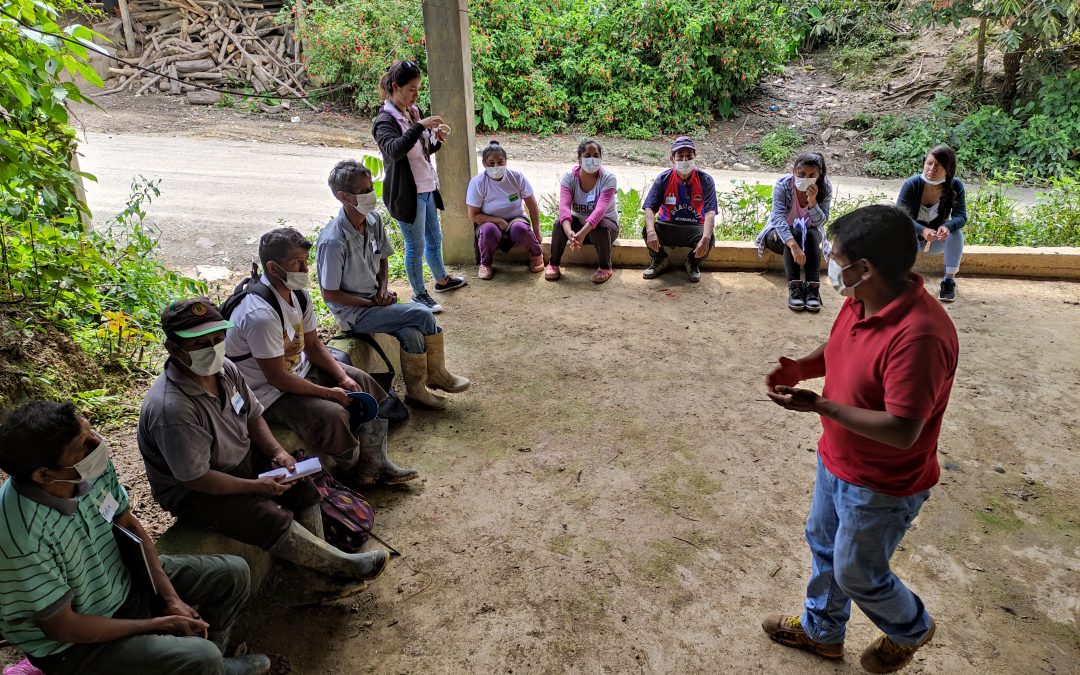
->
[755,153,833,312]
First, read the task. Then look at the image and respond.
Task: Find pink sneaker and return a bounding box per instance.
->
[529,255,545,273]
[591,268,613,284]
[478,264,494,280]
[544,264,561,281]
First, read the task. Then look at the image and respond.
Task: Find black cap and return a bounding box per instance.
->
[160,298,233,340]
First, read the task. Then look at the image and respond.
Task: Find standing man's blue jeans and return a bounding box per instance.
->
[919,228,964,275]
[801,457,934,647]
[397,191,449,296]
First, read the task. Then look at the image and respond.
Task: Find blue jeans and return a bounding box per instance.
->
[343,301,437,354]
[801,457,934,646]
[397,192,448,296]
[920,228,964,275]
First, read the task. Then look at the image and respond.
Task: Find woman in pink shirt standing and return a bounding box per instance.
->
[547,139,619,284]
[465,140,544,280]
[373,60,467,314]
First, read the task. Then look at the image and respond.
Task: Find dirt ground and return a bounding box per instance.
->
[13,269,1067,674]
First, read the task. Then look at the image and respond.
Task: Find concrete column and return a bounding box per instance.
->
[423,0,477,265]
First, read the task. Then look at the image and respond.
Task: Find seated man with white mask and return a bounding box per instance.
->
[317,160,470,410]
[0,400,270,675]
[138,298,390,585]
[224,227,417,485]
[641,136,718,282]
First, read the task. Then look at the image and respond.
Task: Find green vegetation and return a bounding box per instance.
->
[908,0,1079,108]
[294,0,799,136]
[966,175,1080,247]
[863,74,1080,182]
[752,127,805,168]
[1,0,204,407]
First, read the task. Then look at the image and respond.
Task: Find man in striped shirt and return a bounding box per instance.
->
[0,401,270,675]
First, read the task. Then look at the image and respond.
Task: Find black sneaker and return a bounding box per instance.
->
[412,292,443,313]
[804,282,821,313]
[685,258,702,283]
[939,278,956,303]
[643,258,670,279]
[788,281,805,312]
[433,275,467,293]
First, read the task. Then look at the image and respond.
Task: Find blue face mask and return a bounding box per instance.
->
[828,258,866,297]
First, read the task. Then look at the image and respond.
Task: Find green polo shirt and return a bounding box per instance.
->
[0,462,132,657]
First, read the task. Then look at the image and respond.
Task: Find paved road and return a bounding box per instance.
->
[77,131,1033,277]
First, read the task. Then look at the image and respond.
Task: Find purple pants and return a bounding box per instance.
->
[477,220,541,265]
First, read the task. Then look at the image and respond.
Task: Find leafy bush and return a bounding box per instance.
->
[864,73,1080,181]
[863,94,958,178]
[715,181,772,240]
[964,175,1080,247]
[752,127,805,168]
[785,0,899,48]
[295,0,796,136]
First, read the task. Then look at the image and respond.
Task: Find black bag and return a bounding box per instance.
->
[219,263,309,362]
[330,334,409,424]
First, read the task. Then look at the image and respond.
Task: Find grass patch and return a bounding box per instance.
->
[547,532,574,557]
[974,497,1025,532]
[643,466,720,514]
[752,126,804,168]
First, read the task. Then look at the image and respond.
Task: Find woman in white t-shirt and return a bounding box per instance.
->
[465,140,544,280]
[547,139,620,284]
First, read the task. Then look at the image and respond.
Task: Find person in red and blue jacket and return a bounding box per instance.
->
[641,137,718,282]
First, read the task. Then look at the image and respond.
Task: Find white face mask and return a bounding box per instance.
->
[55,438,111,483]
[794,176,816,192]
[922,173,946,185]
[674,160,695,175]
[272,263,308,291]
[187,341,227,376]
[486,166,506,180]
[351,192,377,215]
[580,157,602,174]
[828,258,866,297]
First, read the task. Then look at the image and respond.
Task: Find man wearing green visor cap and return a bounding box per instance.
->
[137,298,390,585]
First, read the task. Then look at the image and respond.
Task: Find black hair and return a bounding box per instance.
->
[377,60,422,100]
[0,401,82,481]
[482,139,507,164]
[927,145,957,223]
[259,227,312,269]
[327,160,373,197]
[793,152,830,202]
[577,139,602,158]
[827,205,917,286]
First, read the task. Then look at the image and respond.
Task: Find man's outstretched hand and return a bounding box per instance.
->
[766,385,821,413]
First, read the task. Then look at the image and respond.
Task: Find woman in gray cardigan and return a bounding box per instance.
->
[755,152,833,312]
[895,145,966,302]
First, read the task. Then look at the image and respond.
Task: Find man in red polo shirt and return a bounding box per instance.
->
[761,205,958,673]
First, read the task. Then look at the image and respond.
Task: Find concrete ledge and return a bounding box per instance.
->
[156,524,273,592]
[499,239,1080,281]
[327,332,401,383]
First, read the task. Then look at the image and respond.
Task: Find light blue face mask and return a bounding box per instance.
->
[828,258,866,297]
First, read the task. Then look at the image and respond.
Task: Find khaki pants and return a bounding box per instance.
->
[263,363,386,459]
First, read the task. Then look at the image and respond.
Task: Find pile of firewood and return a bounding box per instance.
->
[101,0,312,107]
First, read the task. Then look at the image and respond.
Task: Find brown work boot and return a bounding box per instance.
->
[860,618,936,673]
[761,614,844,660]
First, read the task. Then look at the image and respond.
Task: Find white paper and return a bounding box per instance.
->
[258,456,322,483]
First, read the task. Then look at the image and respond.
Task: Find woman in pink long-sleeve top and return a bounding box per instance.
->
[546,140,620,284]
